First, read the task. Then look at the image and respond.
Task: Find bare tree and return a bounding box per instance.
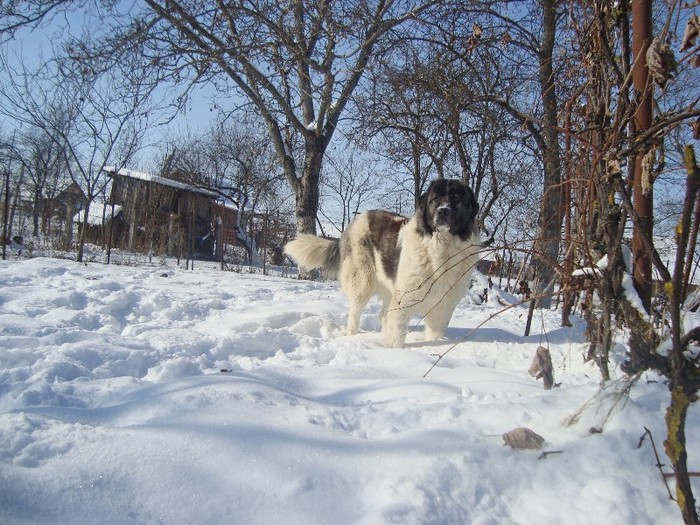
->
[356,41,453,206]
[319,147,382,233]
[93,0,443,249]
[557,2,699,521]
[0,136,26,244]
[0,1,86,40]
[158,117,286,247]
[461,0,564,309]
[0,46,156,260]
[12,129,68,237]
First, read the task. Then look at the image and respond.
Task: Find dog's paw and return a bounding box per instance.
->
[382,330,406,348]
[423,328,445,342]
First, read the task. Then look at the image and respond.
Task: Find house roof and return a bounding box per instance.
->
[73,203,123,225]
[103,166,217,197]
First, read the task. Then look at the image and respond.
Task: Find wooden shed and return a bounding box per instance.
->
[212,202,239,247]
[73,202,127,246]
[105,167,217,259]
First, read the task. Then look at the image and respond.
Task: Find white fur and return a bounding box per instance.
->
[339,215,480,347]
[284,234,339,278]
[285,196,481,348]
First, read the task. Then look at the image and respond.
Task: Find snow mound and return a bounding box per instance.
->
[0,257,692,524]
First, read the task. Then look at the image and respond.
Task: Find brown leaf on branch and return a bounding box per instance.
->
[528,346,554,389]
[680,14,699,52]
[646,36,677,88]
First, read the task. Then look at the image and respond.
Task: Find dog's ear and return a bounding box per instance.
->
[468,186,479,221]
[415,187,433,235]
[466,186,481,238]
[417,189,428,213]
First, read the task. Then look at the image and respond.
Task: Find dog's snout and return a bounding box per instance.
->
[437,207,451,220]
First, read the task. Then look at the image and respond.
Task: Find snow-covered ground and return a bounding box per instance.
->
[0,256,695,524]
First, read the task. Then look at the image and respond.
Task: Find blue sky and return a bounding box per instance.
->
[0,5,220,170]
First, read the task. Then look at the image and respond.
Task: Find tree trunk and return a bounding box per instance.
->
[294,139,324,235]
[631,0,654,314]
[531,0,563,310]
[289,137,325,279]
[2,168,9,261]
[77,199,90,263]
[64,193,74,252]
[665,387,699,525]
[32,191,41,237]
[664,145,700,525]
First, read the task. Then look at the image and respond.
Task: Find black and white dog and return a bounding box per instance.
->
[284,179,481,347]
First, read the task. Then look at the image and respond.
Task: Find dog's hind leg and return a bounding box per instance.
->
[345,286,374,335]
[341,265,376,336]
[377,286,393,329]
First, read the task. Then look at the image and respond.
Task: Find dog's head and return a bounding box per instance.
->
[416,179,479,240]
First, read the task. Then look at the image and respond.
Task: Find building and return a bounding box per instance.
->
[105,167,221,259]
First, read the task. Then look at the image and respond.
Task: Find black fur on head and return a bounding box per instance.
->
[416,179,479,240]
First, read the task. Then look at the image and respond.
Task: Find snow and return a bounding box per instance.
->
[73,202,123,226]
[571,248,648,318]
[103,166,217,197]
[618,246,649,317]
[0,257,696,524]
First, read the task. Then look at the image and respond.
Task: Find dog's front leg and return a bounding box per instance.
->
[382,297,411,347]
[423,306,453,341]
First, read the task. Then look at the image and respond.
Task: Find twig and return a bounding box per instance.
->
[538,450,563,460]
[638,426,675,500]
[563,373,640,429]
[423,289,560,378]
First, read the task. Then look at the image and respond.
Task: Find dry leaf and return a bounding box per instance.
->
[502,427,545,450]
[641,148,655,197]
[680,14,699,52]
[528,346,554,390]
[646,36,677,88]
[606,158,622,179]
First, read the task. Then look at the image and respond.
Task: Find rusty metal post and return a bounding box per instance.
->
[631,0,654,313]
[2,168,9,261]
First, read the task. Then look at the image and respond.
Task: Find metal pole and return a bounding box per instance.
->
[2,131,15,260]
[2,168,9,260]
[631,0,654,313]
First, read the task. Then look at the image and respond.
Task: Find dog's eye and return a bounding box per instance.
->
[449,191,465,203]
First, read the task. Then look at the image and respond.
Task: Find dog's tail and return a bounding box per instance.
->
[284,234,341,279]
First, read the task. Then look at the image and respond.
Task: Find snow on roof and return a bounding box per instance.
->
[73,203,123,225]
[212,199,239,211]
[103,166,217,197]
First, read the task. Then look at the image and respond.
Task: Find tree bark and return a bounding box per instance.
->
[631,0,654,313]
[295,140,324,235]
[665,387,699,525]
[531,0,563,310]
[664,146,700,525]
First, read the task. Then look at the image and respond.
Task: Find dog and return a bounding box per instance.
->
[284,178,481,347]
